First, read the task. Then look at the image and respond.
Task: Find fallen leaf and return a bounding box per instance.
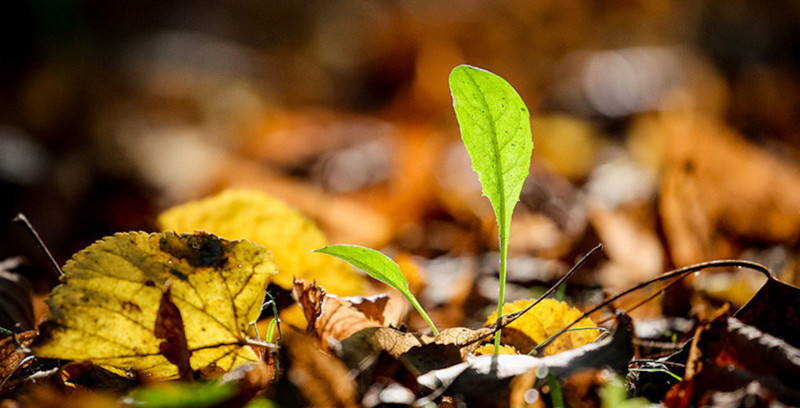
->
[416,313,634,405]
[661,307,800,407]
[292,279,407,349]
[472,344,518,355]
[158,190,369,299]
[32,232,276,380]
[0,330,36,380]
[284,331,359,408]
[590,206,664,295]
[704,318,800,389]
[339,326,494,376]
[486,299,599,355]
[209,160,393,247]
[0,258,35,332]
[654,114,800,265]
[735,277,800,348]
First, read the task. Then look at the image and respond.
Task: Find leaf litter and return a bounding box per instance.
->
[4,63,800,408]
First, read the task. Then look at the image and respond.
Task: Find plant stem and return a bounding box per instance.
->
[548,375,564,408]
[409,295,439,335]
[493,234,508,355]
[628,368,683,382]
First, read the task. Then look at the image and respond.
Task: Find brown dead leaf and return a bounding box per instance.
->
[591,206,664,295]
[16,385,118,408]
[652,113,800,265]
[561,369,605,408]
[340,325,494,376]
[735,277,800,349]
[292,279,408,349]
[0,258,35,332]
[153,282,192,381]
[0,331,36,380]
[292,279,325,336]
[285,331,359,408]
[508,369,544,408]
[664,305,800,407]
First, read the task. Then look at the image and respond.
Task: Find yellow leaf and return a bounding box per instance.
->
[472,344,518,355]
[486,299,599,356]
[158,190,367,297]
[32,232,277,380]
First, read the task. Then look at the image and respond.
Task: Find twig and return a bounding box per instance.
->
[13,213,63,277]
[532,259,771,355]
[491,244,603,330]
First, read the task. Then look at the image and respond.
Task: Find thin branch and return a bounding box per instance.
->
[532,259,771,355]
[13,213,63,277]
[491,244,604,330]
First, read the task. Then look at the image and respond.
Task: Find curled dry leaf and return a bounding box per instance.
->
[32,232,276,380]
[292,279,408,349]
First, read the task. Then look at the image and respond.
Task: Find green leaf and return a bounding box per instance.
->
[314,245,409,296]
[450,64,533,354]
[449,65,533,242]
[314,244,439,335]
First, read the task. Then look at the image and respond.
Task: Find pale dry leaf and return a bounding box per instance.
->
[292,279,408,349]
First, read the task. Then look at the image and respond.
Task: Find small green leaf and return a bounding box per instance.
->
[314,245,409,296]
[314,244,439,335]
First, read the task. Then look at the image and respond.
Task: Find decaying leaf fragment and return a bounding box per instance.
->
[32,232,277,380]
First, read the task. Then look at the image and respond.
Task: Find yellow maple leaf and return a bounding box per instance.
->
[487,299,599,356]
[158,190,367,297]
[32,232,277,379]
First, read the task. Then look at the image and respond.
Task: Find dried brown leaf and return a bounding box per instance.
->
[0,331,36,381]
[285,331,358,408]
[735,278,800,349]
[292,279,407,349]
[153,282,192,381]
[655,114,800,265]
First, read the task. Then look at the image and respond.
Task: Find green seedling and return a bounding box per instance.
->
[314,244,439,335]
[313,65,533,343]
[449,65,533,354]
